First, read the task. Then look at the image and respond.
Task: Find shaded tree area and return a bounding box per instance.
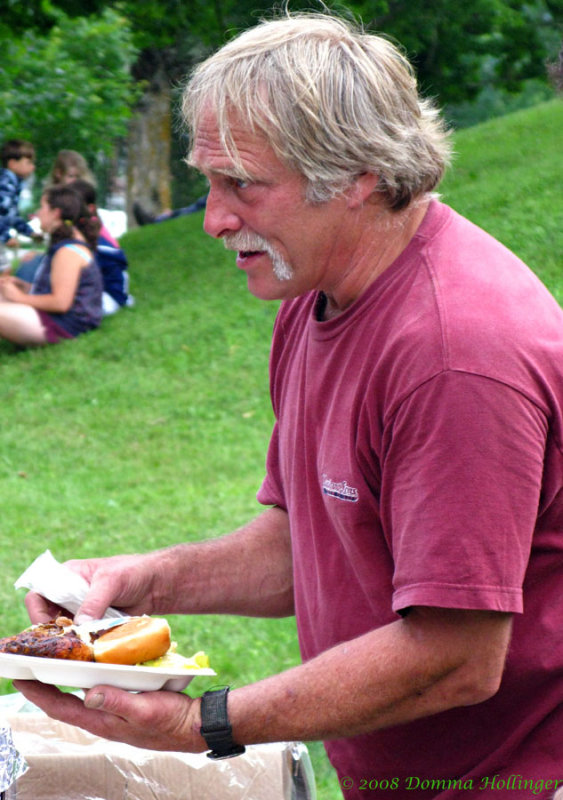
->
[114,0,328,213]
[123,0,562,210]
[353,0,562,101]
[356,0,562,127]
[0,0,561,215]
[0,4,139,202]
[2,0,105,34]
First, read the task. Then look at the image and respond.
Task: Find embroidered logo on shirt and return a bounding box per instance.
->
[322,475,359,502]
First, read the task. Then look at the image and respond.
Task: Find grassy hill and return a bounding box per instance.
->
[0,100,561,799]
[440,99,563,300]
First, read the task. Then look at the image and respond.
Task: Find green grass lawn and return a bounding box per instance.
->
[440,100,563,301]
[1,99,561,799]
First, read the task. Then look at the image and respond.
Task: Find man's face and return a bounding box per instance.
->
[189,109,351,302]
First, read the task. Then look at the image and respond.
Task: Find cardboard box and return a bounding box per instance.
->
[4,713,315,800]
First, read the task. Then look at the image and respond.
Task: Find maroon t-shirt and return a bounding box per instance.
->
[258,201,563,797]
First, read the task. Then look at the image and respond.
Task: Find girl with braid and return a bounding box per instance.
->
[0,185,102,346]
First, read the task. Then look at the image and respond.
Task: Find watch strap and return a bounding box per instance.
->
[200,687,246,759]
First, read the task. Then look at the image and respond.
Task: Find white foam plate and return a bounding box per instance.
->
[0,652,215,692]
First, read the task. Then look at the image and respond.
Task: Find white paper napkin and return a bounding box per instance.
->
[14,550,125,620]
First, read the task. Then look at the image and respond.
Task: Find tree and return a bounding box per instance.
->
[0,8,139,198]
[344,0,562,102]
[113,0,293,215]
[0,0,107,35]
[119,0,562,212]
[2,0,559,215]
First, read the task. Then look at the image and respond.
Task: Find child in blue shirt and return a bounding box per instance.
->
[68,179,133,314]
[0,140,39,246]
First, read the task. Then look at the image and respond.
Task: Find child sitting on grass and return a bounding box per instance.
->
[16,178,134,315]
[0,139,42,269]
[15,148,96,282]
[69,179,133,315]
[0,185,102,347]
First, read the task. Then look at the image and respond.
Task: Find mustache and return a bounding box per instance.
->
[223,232,271,253]
[223,230,293,281]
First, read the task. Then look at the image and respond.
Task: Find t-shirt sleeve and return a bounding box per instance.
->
[381,371,548,615]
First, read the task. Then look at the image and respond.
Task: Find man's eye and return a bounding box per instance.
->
[231,177,250,190]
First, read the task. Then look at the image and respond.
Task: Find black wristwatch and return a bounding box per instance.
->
[200,687,246,759]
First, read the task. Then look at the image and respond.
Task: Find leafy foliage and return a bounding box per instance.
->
[1,0,560,118]
[346,0,562,103]
[0,0,560,211]
[0,8,140,180]
[1,0,107,35]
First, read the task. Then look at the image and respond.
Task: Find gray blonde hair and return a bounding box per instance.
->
[183,13,452,209]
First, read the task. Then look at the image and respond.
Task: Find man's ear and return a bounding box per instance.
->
[346,172,379,209]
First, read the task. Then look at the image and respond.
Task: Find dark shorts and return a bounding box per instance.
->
[37,311,75,344]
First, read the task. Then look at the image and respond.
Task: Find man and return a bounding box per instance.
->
[16,13,563,798]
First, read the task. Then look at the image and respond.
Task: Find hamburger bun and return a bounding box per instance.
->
[93,616,171,665]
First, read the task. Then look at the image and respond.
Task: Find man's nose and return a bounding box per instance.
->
[203,189,242,239]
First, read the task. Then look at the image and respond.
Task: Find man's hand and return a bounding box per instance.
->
[25,507,295,626]
[24,593,74,623]
[12,680,208,753]
[25,553,165,625]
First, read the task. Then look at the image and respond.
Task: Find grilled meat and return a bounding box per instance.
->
[0,617,94,661]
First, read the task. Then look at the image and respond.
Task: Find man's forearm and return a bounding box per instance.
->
[151,506,295,618]
[225,606,513,745]
[15,595,513,759]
